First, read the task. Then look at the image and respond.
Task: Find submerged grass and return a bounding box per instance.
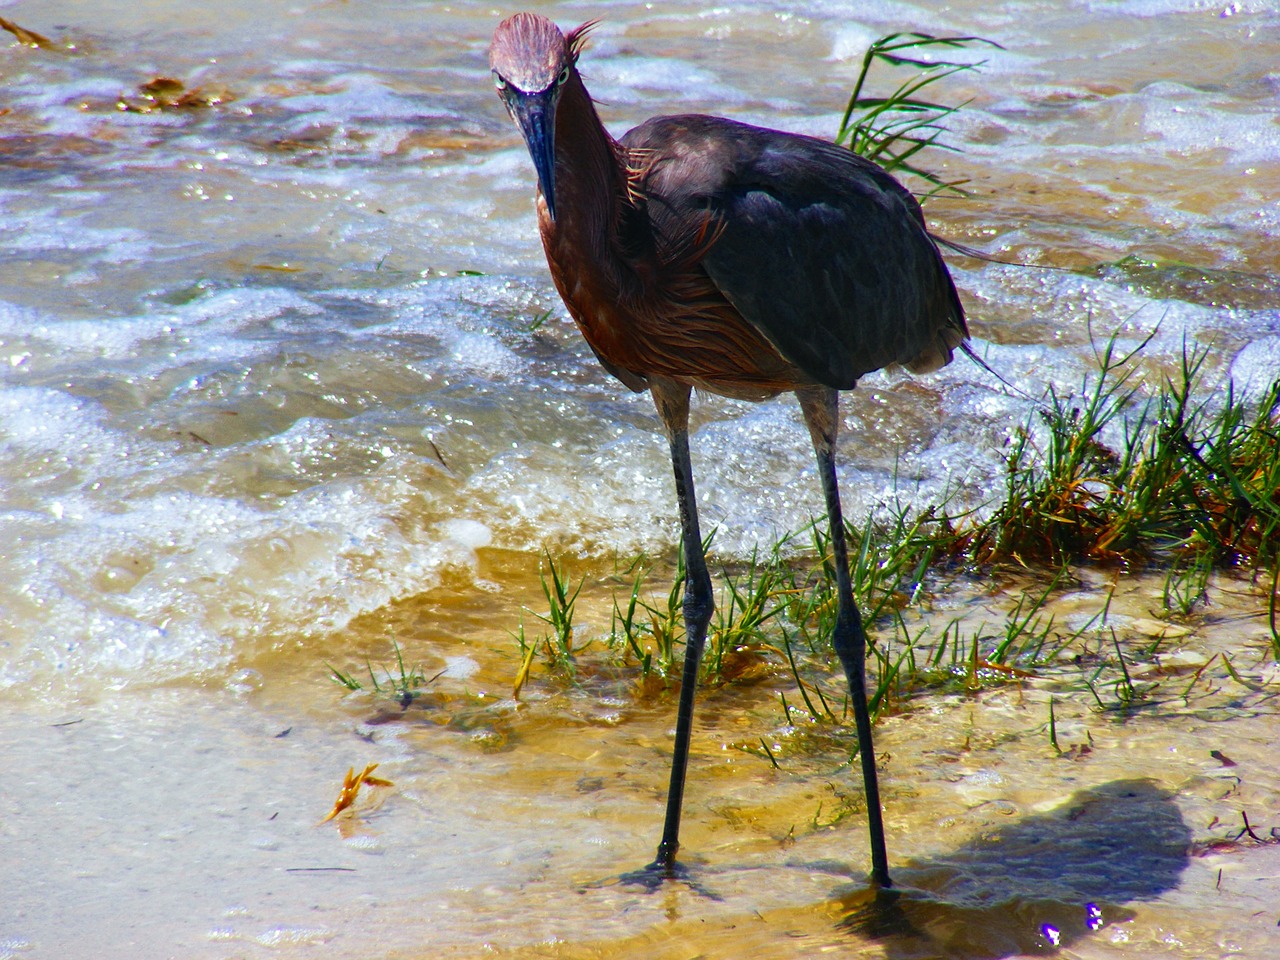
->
[509,336,1279,741]
[327,638,440,702]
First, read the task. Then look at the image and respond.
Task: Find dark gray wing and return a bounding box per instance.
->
[623,116,967,390]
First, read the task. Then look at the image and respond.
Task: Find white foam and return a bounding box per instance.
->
[1082,0,1244,16]
[1230,338,1280,399]
[278,72,447,122]
[0,202,151,259]
[1137,82,1280,165]
[442,655,481,680]
[583,56,747,106]
[441,518,494,550]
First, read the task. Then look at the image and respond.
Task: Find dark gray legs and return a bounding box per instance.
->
[649,379,714,874]
[798,385,891,888]
[646,379,890,888]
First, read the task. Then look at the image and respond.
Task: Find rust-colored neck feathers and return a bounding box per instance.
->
[540,68,626,271]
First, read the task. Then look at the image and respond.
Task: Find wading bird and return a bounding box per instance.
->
[489,13,967,889]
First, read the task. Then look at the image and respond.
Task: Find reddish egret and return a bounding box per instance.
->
[489,13,967,888]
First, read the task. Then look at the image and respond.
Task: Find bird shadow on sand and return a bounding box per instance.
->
[814,778,1191,959]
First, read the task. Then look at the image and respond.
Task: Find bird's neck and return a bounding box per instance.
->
[542,75,627,266]
[538,74,650,387]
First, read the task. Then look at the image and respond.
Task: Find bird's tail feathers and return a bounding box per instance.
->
[931,234,1073,272]
[958,340,1055,414]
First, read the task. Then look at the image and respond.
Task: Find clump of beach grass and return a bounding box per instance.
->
[835,32,1001,197]
[508,334,1279,734]
[955,338,1280,577]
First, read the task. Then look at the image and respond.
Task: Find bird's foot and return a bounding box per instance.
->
[619,855,691,891]
[581,856,722,900]
[835,882,909,939]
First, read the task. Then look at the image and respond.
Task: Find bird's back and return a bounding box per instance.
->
[618,115,967,391]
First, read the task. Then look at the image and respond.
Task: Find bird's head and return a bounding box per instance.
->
[489,13,593,221]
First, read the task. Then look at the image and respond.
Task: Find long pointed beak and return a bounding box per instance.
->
[510,90,558,222]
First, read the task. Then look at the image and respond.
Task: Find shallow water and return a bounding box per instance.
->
[1,0,1279,957]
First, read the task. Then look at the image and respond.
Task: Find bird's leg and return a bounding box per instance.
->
[649,378,714,876]
[797,385,892,889]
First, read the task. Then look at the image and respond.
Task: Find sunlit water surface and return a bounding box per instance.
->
[1,0,1278,957]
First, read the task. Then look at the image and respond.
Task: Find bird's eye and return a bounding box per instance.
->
[557,66,570,85]
[493,73,507,92]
